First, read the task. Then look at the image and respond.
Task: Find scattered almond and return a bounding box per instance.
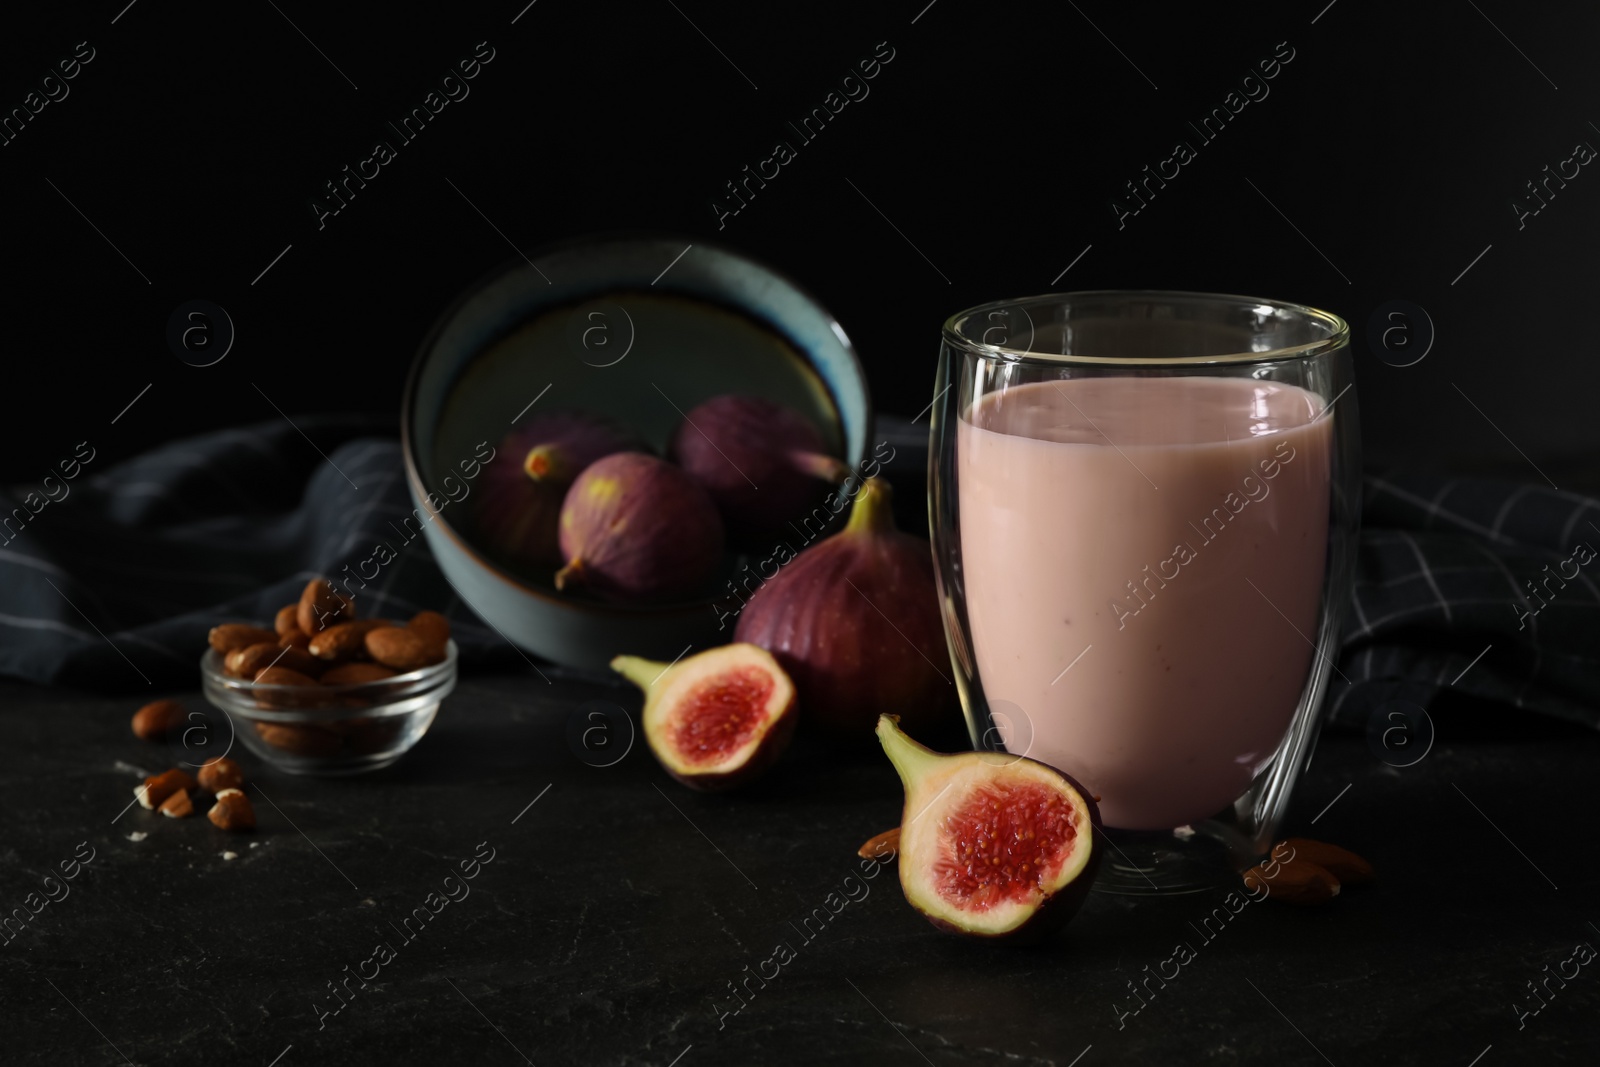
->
[160,789,194,818]
[297,579,354,635]
[136,768,196,810]
[196,757,245,794]
[131,699,185,740]
[1278,838,1374,885]
[1242,856,1341,905]
[365,626,442,672]
[858,827,901,860]
[308,619,393,662]
[208,788,255,831]
[208,623,279,655]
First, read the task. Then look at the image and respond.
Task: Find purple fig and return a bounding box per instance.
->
[734,477,957,742]
[555,452,724,601]
[668,394,850,543]
[878,715,1102,942]
[472,411,646,569]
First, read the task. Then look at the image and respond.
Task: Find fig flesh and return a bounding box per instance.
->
[474,411,645,569]
[735,477,956,743]
[877,716,1101,942]
[668,394,850,542]
[556,453,725,601]
[612,644,797,790]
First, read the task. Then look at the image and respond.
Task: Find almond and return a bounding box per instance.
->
[250,665,328,709]
[308,619,393,662]
[253,721,341,756]
[365,626,442,672]
[136,768,196,810]
[339,718,404,755]
[208,623,279,655]
[131,699,185,740]
[321,662,398,685]
[208,788,255,831]
[1277,838,1375,885]
[297,578,354,636]
[225,642,323,680]
[1243,856,1340,905]
[858,827,901,860]
[196,757,245,794]
[408,610,451,651]
[160,788,194,818]
[273,604,301,637]
[280,627,312,649]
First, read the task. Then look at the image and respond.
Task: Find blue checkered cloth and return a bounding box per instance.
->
[2,420,1596,734]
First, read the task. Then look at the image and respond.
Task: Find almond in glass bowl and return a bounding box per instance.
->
[200,642,457,775]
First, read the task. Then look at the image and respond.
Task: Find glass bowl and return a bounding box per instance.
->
[200,641,457,775]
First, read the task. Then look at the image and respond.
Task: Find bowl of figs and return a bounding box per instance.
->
[401,235,874,669]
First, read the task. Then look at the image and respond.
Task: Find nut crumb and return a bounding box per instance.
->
[127,831,148,842]
[249,842,260,849]
[222,851,238,861]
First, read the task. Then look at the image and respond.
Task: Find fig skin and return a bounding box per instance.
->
[734,477,957,744]
[668,394,850,543]
[612,644,797,791]
[877,716,1103,944]
[474,411,646,570]
[557,453,725,602]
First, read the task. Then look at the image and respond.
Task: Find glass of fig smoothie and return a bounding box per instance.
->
[929,292,1358,893]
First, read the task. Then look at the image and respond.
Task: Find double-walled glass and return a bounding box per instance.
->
[930,292,1358,894]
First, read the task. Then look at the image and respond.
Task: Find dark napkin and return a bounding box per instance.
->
[0,416,528,694]
[1327,472,1600,731]
[2,420,1596,733]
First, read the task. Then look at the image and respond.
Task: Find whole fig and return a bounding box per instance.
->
[556,453,724,601]
[473,411,646,569]
[734,477,957,742]
[668,394,849,543]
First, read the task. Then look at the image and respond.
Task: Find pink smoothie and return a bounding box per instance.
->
[956,376,1333,830]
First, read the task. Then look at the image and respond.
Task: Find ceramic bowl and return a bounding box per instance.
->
[401,236,871,669]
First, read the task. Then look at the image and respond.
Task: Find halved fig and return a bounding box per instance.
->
[611,644,797,791]
[877,716,1101,942]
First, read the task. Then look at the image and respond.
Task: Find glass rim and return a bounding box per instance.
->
[941,289,1351,367]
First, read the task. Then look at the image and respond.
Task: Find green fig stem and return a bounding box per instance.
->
[787,449,852,485]
[876,714,946,793]
[845,477,897,536]
[524,444,573,484]
[611,654,669,693]
[554,558,585,591]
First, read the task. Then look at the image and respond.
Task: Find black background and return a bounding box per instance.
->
[2,0,1596,483]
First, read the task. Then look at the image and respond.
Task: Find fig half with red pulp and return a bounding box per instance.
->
[612,644,797,791]
[877,715,1101,942]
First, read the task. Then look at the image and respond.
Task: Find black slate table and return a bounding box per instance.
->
[3,673,1596,1066]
